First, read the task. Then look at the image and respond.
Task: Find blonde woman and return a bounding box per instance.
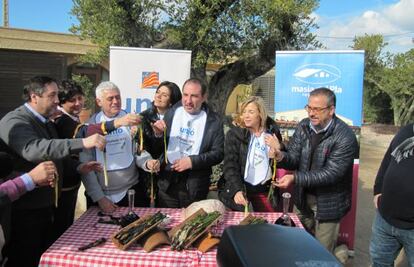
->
[219,96,283,211]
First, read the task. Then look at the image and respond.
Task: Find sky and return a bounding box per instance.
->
[1,0,413,54]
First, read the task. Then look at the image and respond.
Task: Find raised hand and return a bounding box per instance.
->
[146,159,160,173]
[234,191,248,206]
[29,161,56,187]
[78,161,103,174]
[82,133,106,150]
[114,113,142,128]
[151,120,166,136]
[265,133,281,151]
[265,134,283,161]
[98,197,118,213]
[274,174,294,189]
[171,157,192,172]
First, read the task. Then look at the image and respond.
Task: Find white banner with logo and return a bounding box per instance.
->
[110,46,192,113]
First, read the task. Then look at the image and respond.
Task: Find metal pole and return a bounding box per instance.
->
[3,0,9,27]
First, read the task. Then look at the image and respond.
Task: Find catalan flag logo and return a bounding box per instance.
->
[141,71,160,89]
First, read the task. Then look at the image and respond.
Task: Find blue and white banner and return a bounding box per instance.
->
[110,46,191,113]
[274,51,364,126]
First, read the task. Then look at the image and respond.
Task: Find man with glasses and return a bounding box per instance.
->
[272,87,358,254]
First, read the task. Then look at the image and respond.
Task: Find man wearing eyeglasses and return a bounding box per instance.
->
[272,87,358,254]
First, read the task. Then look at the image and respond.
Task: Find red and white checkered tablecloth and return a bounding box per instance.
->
[40,207,302,267]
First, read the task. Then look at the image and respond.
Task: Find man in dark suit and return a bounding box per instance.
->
[0,76,106,267]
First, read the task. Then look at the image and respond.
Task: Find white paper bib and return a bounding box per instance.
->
[95,111,134,171]
[244,132,271,185]
[167,107,207,163]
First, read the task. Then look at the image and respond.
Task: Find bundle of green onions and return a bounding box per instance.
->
[103,147,109,186]
[114,211,167,245]
[247,216,268,225]
[53,171,59,207]
[170,211,221,251]
[163,127,167,163]
[267,159,277,200]
[243,188,249,217]
[149,171,155,208]
[139,124,144,152]
[131,113,144,155]
[43,155,59,207]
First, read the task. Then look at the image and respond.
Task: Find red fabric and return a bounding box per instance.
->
[249,193,275,212]
[86,124,103,136]
[338,161,359,250]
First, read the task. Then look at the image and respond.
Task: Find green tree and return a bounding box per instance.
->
[352,34,393,124]
[72,74,95,111]
[71,0,321,114]
[353,34,414,126]
[381,49,414,126]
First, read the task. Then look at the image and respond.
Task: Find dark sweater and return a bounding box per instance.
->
[140,107,163,159]
[374,123,414,229]
[54,114,82,188]
[54,113,117,188]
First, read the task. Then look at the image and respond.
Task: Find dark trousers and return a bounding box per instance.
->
[4,207,53,267]
[86,180,150,209]
[52,187,79,240]
[157,178,193,208]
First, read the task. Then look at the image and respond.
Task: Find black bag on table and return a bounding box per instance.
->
[217,224,341,267]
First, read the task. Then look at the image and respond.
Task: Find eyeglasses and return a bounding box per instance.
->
[304,105,331,113]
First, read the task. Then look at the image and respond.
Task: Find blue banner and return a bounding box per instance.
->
[275,51,364,126]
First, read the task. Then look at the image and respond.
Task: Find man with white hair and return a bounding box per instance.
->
[80,81,159,213]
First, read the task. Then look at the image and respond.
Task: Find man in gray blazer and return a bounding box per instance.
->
[0,76,106,267]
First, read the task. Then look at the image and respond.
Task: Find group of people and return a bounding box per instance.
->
[1,74,409,266]
[0,76,224,266]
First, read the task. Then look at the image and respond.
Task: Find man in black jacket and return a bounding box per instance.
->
[153,78,224,208]
[370,123,414,266]
[274,88,358,252]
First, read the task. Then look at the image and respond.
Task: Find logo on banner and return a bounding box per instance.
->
[293,63,341,85]
[141,71,160,89]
